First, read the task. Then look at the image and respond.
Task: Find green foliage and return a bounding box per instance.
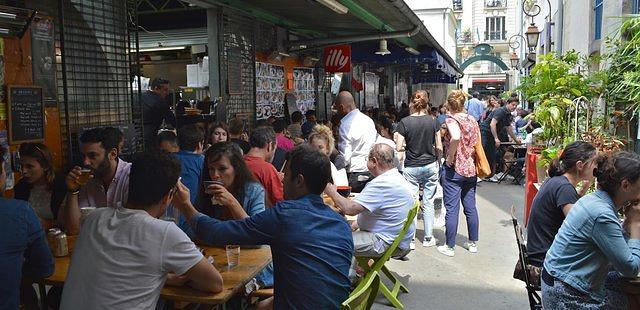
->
[518,51,593,145]
[604,16,640,117]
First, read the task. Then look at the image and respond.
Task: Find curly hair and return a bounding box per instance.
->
[447,90,467,113]
[410,90,430,112]
[593,151,640,197]
[308,124,335,155]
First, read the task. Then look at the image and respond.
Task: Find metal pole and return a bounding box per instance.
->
[58,0,73,167]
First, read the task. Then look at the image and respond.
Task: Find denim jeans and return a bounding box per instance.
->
[403,161,439,239]
[441,165,479,248]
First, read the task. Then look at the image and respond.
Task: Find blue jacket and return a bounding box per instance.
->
[544,190,640,301]
[189,194,354,309]
[0,198,54,309]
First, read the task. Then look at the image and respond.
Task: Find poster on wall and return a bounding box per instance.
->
[31,15,56,107]
[364,72,380,108]
[255,62,285,120]
[0,130,14,189]
[293,67,316,114]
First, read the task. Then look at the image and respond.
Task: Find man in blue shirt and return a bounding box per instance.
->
[465,91,485,122]
[0,146,54,309]
[173,144,354,309]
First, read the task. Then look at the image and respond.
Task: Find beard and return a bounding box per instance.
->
[92,156,112,179]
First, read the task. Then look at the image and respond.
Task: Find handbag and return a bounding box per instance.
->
[513,258,541,287]
[474,133,491,179]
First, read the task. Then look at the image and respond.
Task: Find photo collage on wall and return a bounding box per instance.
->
[293,67,316,114]
[255,62,285,120]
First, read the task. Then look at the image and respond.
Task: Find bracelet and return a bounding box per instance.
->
[68,189,80,195]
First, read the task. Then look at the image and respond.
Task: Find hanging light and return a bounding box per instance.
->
[375,39,391,55]
[510,52,520,69]
[525,24,540,51]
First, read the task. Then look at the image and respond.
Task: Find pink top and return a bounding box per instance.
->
[276,133,295,152]
[78,158,131,208]
[444,113,480,177]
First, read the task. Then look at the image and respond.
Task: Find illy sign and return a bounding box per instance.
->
[323,44,351,73]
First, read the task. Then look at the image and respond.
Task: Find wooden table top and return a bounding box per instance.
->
[42,235,272,305]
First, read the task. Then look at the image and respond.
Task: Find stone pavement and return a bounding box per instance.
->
[372,181,530,309]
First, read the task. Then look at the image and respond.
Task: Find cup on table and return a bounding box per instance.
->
[205,180,225,205]
[77,168,93,186]
[226,245,240,268]
[336,186,352,198]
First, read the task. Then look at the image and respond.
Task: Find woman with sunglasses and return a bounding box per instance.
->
[14,143,67,229]
[526,141,597,268]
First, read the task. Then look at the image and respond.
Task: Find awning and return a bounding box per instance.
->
[350,41,458,83]
[185,0,461,76]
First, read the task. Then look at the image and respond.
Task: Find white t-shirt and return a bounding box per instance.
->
[354,168,416,251]
[60,207,203,310]
[338,109,377,173]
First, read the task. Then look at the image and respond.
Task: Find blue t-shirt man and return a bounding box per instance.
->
[189,195,354,309]
[174,150,204,205]
[465,94,485,122]
[0,198,54,309]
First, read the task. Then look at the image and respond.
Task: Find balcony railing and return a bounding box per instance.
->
[453,0,463,11]
[485,0,507,9]
[485,31,507,41]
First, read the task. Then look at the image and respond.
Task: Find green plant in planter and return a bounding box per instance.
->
[537,146,560,168]
[518,51,592,146]
[604,16,640,118]
[462,28,472,42]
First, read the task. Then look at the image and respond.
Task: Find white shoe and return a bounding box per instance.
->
[410,241,416,250]
[465,242,478,253]
[422,237,437,247]
[437,245,455,257]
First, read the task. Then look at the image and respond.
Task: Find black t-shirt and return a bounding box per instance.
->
[526,176,580,267]
[396,115,438,167]
[480,107,512,142]
[230,138,251,154]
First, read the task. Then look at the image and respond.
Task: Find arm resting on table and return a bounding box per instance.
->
[190,209,279,247]
[184,257,223,293]
[592,216,640,277]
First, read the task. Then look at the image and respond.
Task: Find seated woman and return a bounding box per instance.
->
[197,142,273,287]
[542,151,640,309]
[526,141,597,267]
[14,143,67,230]
[308,125,348,186]
[207,121,228,148]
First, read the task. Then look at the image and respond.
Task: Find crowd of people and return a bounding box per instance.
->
[7,84,640,309]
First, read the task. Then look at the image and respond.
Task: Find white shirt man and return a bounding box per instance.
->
[326,143,416,257]
[333,91,377,193]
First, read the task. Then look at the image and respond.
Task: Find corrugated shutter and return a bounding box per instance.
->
[137,27,207,49]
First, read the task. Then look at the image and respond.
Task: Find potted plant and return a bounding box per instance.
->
[462,28,472,42]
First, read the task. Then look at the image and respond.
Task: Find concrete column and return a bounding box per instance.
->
[206,8,223,120]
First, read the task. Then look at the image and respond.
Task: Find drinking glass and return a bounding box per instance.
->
[226,245,240,267]
[77,169,92,186]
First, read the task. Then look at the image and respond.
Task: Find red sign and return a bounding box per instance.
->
[323,44,351,73]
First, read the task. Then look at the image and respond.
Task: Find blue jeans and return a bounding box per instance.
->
[441,165,479,248]
[403,162,439,239]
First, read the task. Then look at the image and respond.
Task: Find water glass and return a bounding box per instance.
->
[226,245,240,267]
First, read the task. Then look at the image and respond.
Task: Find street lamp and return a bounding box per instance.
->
[525,24,540,51]
[510,52,520,69]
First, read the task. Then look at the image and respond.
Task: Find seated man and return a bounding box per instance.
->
[65,127,132,235]
[175,124,205,205]
[0,146,54,309]
[326,143,416,258]
[60,151,222,309]
[174,145,354,309]
[245,126,284,206]
[156,130,180,153]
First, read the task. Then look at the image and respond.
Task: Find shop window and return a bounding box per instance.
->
[594,0,603,40]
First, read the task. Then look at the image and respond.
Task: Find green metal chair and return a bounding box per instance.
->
[341,271,380,310]
[355,200,420,309]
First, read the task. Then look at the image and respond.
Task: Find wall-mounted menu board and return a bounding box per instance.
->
[255,62,285,120]
[8,86,45,144]
[293,67,316,114]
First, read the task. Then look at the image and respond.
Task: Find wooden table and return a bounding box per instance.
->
[40,235,272,306]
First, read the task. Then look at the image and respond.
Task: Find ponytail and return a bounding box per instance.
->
[547,158,565,178]
[546,141,597,178]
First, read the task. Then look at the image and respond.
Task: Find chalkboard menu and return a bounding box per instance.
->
[8,86,45,144]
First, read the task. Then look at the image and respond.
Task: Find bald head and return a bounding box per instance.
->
[334,91,356,115]
[368,143,395,176]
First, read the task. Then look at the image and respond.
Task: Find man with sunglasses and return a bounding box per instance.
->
[60,151,222,309]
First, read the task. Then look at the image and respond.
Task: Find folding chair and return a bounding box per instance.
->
[356,201,420,309]
[510,206,542,310]
[342,271,380,310]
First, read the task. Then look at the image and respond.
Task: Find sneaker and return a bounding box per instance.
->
[437,245,455,257]
[410,241,416,250]
[422,237,437,247]
[465,242,478,253]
